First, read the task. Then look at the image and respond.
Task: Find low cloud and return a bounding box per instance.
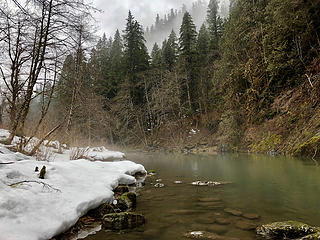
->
[93,0,200,37]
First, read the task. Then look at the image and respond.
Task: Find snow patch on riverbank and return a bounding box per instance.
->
[0,129,145,240]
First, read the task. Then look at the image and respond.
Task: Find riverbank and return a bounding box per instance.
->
[141,75,320,159]
[0,129,146,240]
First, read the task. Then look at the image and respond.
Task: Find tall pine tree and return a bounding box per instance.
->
[207,0,224,59]
[123,11,149,104]
[163,30,178,71]
[179,12,198,111]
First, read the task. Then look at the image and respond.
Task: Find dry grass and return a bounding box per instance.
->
[35,146,55,162]
[70,147,89,160]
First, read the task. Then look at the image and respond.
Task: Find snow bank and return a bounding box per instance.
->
[87,146,125,161]
[0,140,145,240]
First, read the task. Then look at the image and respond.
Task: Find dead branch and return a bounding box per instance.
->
[9,180,61,192]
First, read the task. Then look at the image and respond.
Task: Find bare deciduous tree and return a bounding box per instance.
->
[0,0,96,154]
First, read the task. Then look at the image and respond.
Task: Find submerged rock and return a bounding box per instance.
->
[184,231,239,240]
[235,220,257,231]
[102,212,145,230]
[170,209,203,215]
[257,221,320,239]
[215,218,231,225]
[196,202,224,209]
[242,213,260,220]
[198,197,222,202]
[206,224,229,234]
[224,208,242,216]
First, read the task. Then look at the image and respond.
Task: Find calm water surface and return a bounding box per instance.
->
[86,152,320,240]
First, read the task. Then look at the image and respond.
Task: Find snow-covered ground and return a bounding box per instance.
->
[0,129,146,240]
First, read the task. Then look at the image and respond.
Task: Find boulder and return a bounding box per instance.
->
[87,203,115,219]
[114,192,136,211]
[114,185,129,195]
[102,212,145,230]
[257,221,320,239]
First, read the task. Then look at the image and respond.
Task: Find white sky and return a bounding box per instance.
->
[93,0,202,37]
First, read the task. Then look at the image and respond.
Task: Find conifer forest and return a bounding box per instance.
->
[1,0,320,157]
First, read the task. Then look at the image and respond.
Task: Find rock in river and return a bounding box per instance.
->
[224,208,242,216]
[215,218,231,225]
[154,183,165,188]
[102,212,145,230]
[113,185,129,195]
[191,181,231,186]
[257,221,320,239]
[114,192,136,211]
[242,213,260,220]
[198,197,222,202]
[87,203,115,219]
[184,231,239,240]
[235,220,257,231]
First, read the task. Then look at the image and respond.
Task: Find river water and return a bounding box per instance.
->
[86,152,320,240]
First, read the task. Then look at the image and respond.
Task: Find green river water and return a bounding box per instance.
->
[86,152,320,240]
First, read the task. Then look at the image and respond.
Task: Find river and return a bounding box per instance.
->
[86,152,320,240]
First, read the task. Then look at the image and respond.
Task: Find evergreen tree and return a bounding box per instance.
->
[151,43,162,68]
[155,14,160,28]
[123,11,149,104]
[89,34,112,100]
[179,12,197,60]
[108,29,124,98]
[196,24,210,113]
[179,11,198,111]
[197,24,209,65]
[207,0,223,58]
[163,30,178,71]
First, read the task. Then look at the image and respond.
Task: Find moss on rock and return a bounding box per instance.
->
[102,212,145,230]
[257,221,319,239]
[115,192,136,211]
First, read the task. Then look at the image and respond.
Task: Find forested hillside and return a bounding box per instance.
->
[1,0,319,158]
[144,0,208,50]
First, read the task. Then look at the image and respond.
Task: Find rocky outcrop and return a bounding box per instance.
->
[257,221,320,239]
[102,212,145,230]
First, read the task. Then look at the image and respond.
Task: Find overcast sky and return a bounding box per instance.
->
[93,0,205,37]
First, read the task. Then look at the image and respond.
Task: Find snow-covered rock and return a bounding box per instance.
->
[87,146,125,161]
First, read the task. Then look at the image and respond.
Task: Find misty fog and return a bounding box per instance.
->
[94,0,230,49]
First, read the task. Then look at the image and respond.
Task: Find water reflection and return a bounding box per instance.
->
[86,152,320,240]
